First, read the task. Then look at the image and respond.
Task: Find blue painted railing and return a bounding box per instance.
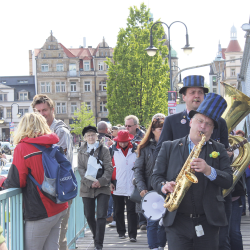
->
[67,167,88,249]
[0,167,87,250]
[0,188,24,250]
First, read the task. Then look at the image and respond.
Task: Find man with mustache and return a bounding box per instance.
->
[153,75,232,250]
[151,93,233,250]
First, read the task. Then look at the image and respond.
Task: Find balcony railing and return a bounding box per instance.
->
[0,168,87,250]
[68,92,81,100]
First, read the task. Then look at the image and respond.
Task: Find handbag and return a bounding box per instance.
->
[130,179,142,203]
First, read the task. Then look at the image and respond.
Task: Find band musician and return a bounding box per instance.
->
[151,93,233,250]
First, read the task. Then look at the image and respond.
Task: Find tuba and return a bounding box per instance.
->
[221,82,250,197]
[164,133,206,212]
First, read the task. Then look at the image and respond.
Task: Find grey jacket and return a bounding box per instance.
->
[78,141,113,198]
[134,139,156,193]
[50,119,73,165]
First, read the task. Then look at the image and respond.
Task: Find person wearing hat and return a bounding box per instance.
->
[109,130,138,242]
[153,75,232,250]
[151,93,233,250]
[78,125,113,250]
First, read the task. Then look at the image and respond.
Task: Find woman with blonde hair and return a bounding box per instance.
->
[0,113,68,250]
[134,113,166,250]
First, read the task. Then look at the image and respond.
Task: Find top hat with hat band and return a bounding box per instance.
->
[82,125,98,137]
[189,93,227,129]
[179,75,209,94]
[113,130,134,142]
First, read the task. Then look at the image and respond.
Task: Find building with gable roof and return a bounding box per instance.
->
[31,32,113,128]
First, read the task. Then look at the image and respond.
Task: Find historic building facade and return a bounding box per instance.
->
[32,32,113,126]
[0,76,35,142]
[210,25,243,94]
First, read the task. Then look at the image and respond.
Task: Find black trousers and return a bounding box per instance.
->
[82,194,110,248]
[166,214,220,250]
[113,195,137,239]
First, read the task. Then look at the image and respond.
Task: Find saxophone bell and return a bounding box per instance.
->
[185,171,198,183]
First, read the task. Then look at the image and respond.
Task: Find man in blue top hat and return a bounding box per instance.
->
[153,75,232,250]
[151,93,233,250]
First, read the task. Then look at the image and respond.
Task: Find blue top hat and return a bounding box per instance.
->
[189,93,227,128]
[179,75,208,94]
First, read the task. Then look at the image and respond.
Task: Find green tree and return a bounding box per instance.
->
[69,102,95,136]
[106,3,169,126]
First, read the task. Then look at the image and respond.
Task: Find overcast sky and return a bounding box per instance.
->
[0,0,249,83]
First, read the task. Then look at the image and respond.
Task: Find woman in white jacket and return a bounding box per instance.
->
[110,130,138,243]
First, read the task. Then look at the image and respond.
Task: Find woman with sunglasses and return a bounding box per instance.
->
[134,113,166,250]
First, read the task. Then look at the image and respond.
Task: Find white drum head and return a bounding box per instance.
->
[141,191,166,221]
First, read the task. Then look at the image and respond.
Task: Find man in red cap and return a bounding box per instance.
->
[110,130,138,243]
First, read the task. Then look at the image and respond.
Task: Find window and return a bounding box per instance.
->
[101,52,103,56]
[69,63,76,71]
[98,62,103,71]
[41,64,49,72]
[7,109,11,118]
[71,102,77,114]
[84,81,91,92]
[212,88,217,93]
[0,94,7,101]
[100,101,107,112]
[56,63,64,71]
[56,102,66,114]
[56,82,66,92]
[41,82,50,93]
[106,63,109,70]
[86,102,91,111]
[99,81,107,91]
[231,68,236,77]
[19,92,28,100]
[212,76,217,86]
[230,57,235,63]
[18,80,28,84]
[70,82,76,92]
[84,62,90,71]
[19,108,29,116]
[105,52,108,56]
[59,53,61,57]
[43,54,46,58]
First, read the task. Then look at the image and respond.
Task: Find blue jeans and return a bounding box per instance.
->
[147,219,166,249]
[242,177,250,213]
[107,195,113,217]
[229,198,243,250]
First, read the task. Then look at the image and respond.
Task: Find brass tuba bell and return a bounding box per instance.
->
[221,82,250,197]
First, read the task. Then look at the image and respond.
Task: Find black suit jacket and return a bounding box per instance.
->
[153,110,229,159]
[151,136,233,227]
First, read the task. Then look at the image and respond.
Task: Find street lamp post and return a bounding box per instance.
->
[11,103,21,122]
[146,21,193,91]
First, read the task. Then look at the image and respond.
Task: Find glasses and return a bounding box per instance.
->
[125,124,136,128]
[195,118,214,128]
[86,134,96,138]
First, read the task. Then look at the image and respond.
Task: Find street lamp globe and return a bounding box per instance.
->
[145,46,158,56]
[182,45,193,55]
[17,113,22,118]
[0,118,5,124]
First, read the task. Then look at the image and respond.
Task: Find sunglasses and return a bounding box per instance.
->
[125,125,136,128]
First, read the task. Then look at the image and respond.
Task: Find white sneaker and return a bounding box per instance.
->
[109,221,116,227]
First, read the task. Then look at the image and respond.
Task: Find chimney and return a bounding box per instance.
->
[29,50,33,75]
[83,37,86,48]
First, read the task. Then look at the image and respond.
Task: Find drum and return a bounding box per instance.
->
[141,191,166,221]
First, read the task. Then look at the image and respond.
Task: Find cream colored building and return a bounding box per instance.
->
[31,32,113,126]
[224,25,243,88]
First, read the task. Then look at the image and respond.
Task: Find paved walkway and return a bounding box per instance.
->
[76,211,250,250]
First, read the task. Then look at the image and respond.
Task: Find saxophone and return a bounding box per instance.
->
[164,133,206,212]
